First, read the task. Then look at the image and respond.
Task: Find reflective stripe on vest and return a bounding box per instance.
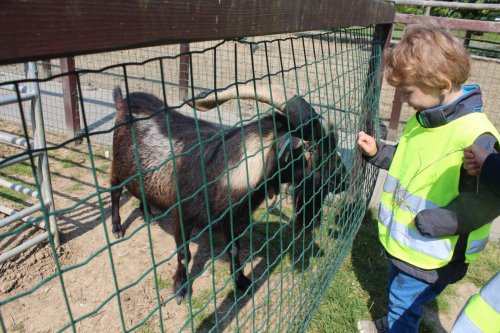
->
[383,174,440,213]
[452,273,500,333]
[464,296,500,333]
[452,313,482,333]
[379,203,451,261]
[481,272,500,313]
[379,113,500,269]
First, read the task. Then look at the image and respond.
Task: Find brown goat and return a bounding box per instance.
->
[110,83,346,304]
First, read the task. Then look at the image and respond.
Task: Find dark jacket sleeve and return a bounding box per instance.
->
[364,141,397,170]
[415,135,499,237]
[480,153,500,197]
[415,192,500,236]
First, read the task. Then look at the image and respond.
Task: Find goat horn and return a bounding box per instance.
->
[187,82,288,112]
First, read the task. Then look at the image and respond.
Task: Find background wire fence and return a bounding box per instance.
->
[1,27,379,332]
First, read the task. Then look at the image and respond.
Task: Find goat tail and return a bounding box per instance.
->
[188,82,288,112]
[113,86,124,105]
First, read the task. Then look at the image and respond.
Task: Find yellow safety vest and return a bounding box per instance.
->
[379,113,500,269]
[451,272,500,333]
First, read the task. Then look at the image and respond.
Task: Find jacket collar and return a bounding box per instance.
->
[416,85,483,128]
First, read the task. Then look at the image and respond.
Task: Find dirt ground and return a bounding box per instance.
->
[424,283,479,333]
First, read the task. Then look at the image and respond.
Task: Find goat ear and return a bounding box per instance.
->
[284,96,321,141]
[113,86,125,108]
[289,136,304,149]
[277,136,304,164]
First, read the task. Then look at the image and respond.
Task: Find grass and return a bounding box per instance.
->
[67,183,84,192]
[10,322,25,333]
[309,209,500,333]
[139,320,158,333]
[0,160,37,209]
[190,289,215,327]
[0,161,34,179]
[156,275,173,290]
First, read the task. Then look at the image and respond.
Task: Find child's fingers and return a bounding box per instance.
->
[357,131,377,156]
[463,158,480,176]
[357,131,371,144]
[463,149,474,158]
[463,161,478,171]
[465,166,480,176]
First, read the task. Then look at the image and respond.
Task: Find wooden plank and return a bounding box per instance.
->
[396,13,500,33]
[393,0,500,11]
[179,44,190,101]
[59,57,81,139]
[388,88,403,141]
[0,0,395,65]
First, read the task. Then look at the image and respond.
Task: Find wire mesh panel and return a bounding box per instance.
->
[0,27,382,332]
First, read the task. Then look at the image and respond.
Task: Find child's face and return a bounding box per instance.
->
[400,84,443,112]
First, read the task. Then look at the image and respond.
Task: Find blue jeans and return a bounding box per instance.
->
[387,263,448,333]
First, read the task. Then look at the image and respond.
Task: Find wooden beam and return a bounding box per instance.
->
[59,57,81,140]
[0,0,395,65]
[395,13,500,33]
[387,88,403,141]
[179,44,190,101]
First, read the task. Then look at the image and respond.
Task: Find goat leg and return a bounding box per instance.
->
[294,179,322,236]
[110,183,124,239]
[223,231,252,292]
[139,200,152,220]
[172,208,192,305]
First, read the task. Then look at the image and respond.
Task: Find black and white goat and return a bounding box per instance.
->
[110,83,346,304]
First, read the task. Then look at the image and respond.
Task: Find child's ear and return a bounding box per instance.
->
[440,79,453,95]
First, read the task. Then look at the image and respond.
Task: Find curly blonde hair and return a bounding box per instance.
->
[384,24,470,89]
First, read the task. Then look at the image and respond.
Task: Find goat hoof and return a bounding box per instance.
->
[174,287,187,305]
[236,275,252,291]
[112,227,124,239]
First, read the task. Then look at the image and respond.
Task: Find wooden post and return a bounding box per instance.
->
[363,23,393,136]
[40,60,52,76]
[179,43,190,101]
[59,57,81,141]
[387,88,403,141]
[359,23,394,203]
[423,0,432,16]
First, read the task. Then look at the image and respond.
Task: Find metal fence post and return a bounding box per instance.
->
[28,62,59,248]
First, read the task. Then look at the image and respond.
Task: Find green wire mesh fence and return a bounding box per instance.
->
[0,26,382,332]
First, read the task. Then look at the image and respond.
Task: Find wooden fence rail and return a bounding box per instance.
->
[0,0,394,65]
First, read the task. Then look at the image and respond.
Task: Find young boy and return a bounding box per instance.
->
[356,24,500,333]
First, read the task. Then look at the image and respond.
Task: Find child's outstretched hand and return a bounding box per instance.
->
[357,131,377,157]
[463,144,490,176]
